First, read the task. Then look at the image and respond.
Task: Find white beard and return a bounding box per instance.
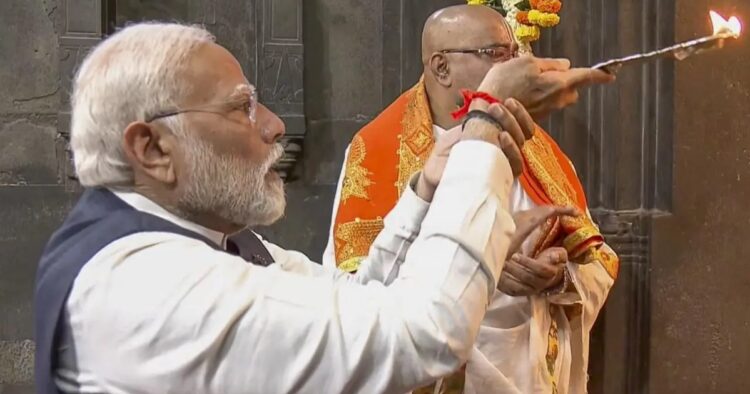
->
[177,135,286,228]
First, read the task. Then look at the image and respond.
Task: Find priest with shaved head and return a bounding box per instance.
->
[323,4,619,393]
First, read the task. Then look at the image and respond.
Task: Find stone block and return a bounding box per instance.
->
[0,186,77,340]
[256,184,336,261]
[304,0,384,120]
[302,118,369,185]
[0,117,62,185]
[0,0,61,115]
[0,383,35,394]
[0,340,33,385]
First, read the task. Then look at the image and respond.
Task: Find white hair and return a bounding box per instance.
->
[69,22,215,187]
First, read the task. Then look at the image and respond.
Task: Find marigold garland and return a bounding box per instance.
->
[528,9,560,28]
[467,0,563,49]
[516,11,530,25]
[537,0,562,14]
[515,24,541,42]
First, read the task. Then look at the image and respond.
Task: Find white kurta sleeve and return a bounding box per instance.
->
[317,145,436,286]
[67,140,517,394]
[262,175,430,286]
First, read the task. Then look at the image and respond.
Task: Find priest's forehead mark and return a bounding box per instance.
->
[449,17,515,48]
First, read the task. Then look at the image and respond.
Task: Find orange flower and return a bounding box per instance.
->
[536,0,562,14]
[530,0,540,8]
[516,11,530,25]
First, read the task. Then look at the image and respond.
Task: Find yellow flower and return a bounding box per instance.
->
[528,10,561,27]
[536,0,562,14]
[467,0,488,4]
[515,25,541,42]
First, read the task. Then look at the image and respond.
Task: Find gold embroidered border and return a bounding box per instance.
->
[340,135,373,204]
[522,133,591,231]
[334,217,384,272]
[532,216,561,258]
[396,80,434,196]
[338,257,365,273]
[563,225,603,259]
[546,312,560,394]
[584,247,620,280]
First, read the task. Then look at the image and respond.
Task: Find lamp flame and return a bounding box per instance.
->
[710,10,742,37]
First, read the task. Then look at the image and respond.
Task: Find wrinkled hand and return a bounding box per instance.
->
[498,247,568,296]
[508,205,579,255]
[417,99,537,200]
[461,100,535,176]
[477,56,615,120]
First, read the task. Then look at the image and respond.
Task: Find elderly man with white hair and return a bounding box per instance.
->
[34,22,577,394]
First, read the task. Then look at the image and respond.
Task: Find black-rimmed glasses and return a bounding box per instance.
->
[146,85,258,124]
[440,45,518,63]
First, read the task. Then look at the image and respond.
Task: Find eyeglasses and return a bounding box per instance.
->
[146,85,258,124]
[440,45,518,63]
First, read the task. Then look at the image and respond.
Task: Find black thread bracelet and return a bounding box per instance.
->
[461,110,502,132]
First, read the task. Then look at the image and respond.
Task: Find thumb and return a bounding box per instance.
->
[540,246,569,265]
[564,68,616,88]
[536,57,571,72]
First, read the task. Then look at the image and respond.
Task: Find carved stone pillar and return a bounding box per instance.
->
[58,0,305,182]
[533,1,676,393]
[255,0,305,180]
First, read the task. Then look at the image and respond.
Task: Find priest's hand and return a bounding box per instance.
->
[508,205,578,257]
[498,247,568,296]
[477,56,615,120]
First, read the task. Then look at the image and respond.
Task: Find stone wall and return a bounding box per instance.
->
[0,1,72,392]
[0,1,465,391]
[13,1,749,393]
[649,1,750,392]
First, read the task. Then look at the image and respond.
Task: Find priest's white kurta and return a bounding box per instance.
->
[324,126,616,394]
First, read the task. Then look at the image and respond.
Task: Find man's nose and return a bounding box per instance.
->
[258,104,286,144]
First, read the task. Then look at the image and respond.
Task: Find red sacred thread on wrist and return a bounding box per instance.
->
[450,89,501,120]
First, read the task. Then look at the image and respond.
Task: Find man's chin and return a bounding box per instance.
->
[249,201,286,227]
[248,185,287,227]
[265,168,282,182]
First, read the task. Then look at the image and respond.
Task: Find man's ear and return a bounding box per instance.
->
[429,53,452,88]
[122,121,178,185]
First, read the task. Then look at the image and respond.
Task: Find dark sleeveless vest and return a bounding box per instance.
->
[34,188,273,393]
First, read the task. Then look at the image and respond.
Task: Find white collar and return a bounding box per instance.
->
[109,189,226,248]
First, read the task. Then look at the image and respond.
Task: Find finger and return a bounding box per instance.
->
[563,68,616,88]
[510,205,579,252]
[498,272,537,296]
[504,98,536,141]
[558,90,580,109]
[505,256,550,288]
[536,57,571,72]
[515,254,560,278]
[534,205,580,219]
[487,103,525,149]
[500,132,524,177]
[540,246,569,265]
